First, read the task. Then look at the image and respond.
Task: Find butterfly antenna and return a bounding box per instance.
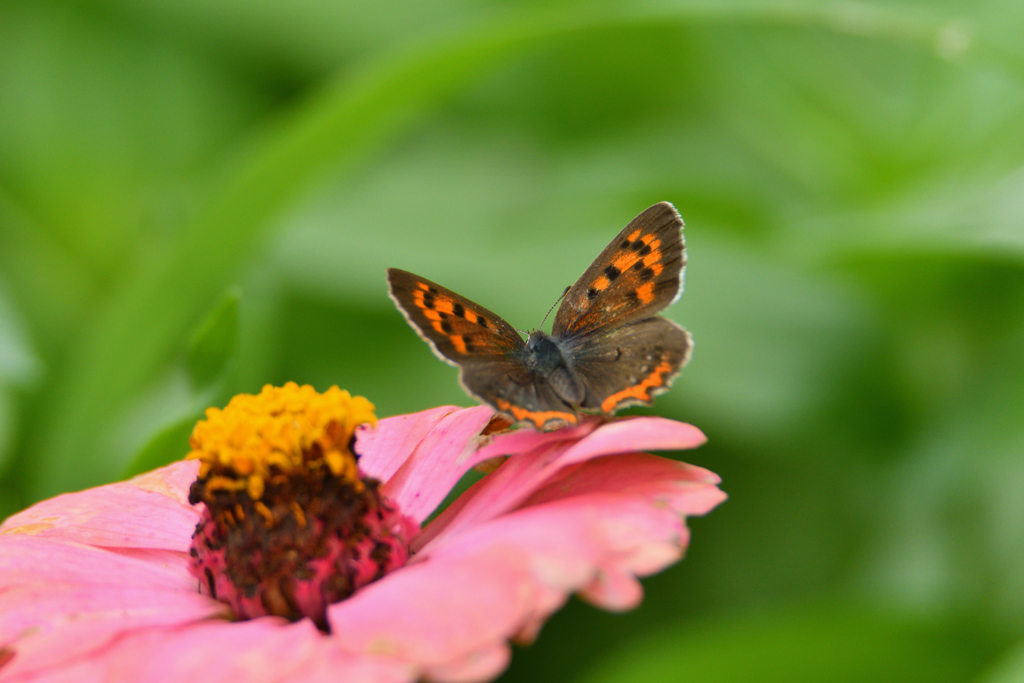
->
[539,285,571,331]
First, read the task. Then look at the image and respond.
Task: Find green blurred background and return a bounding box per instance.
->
[1,0,1023,680]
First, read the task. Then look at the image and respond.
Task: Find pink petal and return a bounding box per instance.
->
[578,555,649,609]
[95,619,415,683]
[2,659,106,683]
[356,406,462,483]
[358,406,494,523]
[424,492,710,611]
[0,536,221,680]
[523,452,724,515]
[555,417,707,466]
[0,535,196,597]
[464,418,600,467]
[419,642,511,683]
[465,416,704,469]
[328,472,719,680]
[415,418,708,550]
[411,439,565,552]
[0,461,200,551]
[327,546,537,668]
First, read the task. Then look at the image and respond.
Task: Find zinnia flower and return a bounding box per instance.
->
[0,383,724,683]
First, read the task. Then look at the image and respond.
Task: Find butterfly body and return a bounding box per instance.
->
[388,202,692,430]
[522,331,584,402]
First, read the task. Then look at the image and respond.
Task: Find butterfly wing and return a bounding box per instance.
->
[568,317,692,413]
[388,269,578,430]
[460,361,578,430]
[390,201,688,428]
[387,268,524,364]
[552,202,685,339]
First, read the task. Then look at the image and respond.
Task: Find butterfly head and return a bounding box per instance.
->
[525,331,585,406]
[525,331,564,375]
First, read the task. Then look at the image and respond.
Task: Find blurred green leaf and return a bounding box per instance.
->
[977,641,1024,683]
[0,188,95,348]
[0,1,267,276]
[186,286,241,391]
[121,413,197,479]
[575,607,983,683]
[860,315,1024,626]
[27,2,532,498]
[0,279,41,388]
[0,389,15,476]
[0,283,33,476]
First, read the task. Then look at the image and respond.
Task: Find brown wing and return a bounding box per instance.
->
[388,269,576,430]
[459,360,578,431]
[567,317,692,414]
[387,269,524,366]
[552,202,685,339]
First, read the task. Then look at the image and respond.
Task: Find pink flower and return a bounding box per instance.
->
[0,402,724,683]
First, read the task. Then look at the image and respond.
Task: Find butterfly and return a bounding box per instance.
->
[387,201,692,431]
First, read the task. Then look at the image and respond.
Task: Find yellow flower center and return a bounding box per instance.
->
[186,382,376,504]
[185,383,415,628]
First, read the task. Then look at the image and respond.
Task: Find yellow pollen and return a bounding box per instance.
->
[186,382,376,500]
[205,475,245,493]
[254,501,275,527]
[247,475,265,502]
[290,501,307,528]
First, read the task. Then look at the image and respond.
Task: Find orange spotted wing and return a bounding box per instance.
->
[387,269,580,429]
[552,202,691,415]
[387,202,691,430]
[386,270,522,361]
